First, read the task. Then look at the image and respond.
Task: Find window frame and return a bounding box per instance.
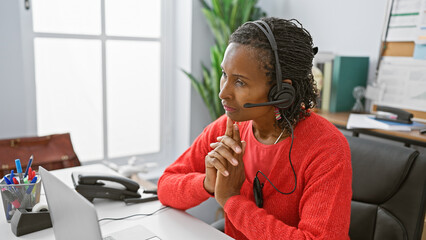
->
[20,0,175,165]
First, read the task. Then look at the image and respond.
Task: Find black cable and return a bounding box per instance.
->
[376,0,395,77]
[98,206,168,222]
[256,114,297,195]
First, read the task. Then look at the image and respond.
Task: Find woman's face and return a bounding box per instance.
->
[219,43,274,122]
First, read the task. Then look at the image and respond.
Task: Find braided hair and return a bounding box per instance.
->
[229,17,318,132]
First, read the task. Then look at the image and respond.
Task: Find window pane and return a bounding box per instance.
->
[105,0,160,38]
[32,0,101,35]
[34,38,103,161]
[106,40,160,158]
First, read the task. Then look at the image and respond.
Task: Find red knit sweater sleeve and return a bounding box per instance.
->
[157,116,227,210]
[223,134,352,240]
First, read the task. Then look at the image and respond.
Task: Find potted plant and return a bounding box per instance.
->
[183,0,266,121]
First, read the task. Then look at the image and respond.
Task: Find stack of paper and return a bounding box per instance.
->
[346,114,425,131]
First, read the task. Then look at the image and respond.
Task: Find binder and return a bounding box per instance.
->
[321,61,333,112]
[329,56,369,112]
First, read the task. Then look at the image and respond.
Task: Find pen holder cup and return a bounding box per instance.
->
[0,174,41,222]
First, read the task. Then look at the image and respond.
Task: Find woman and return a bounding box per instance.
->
[158,17,352,240]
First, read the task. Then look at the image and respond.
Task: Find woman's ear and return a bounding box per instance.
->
[283,79,292,85]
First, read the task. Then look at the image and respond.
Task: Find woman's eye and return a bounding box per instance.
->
[235,79,245,86]
[221,71,227,78]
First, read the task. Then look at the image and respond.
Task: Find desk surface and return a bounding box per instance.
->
[0,164,232,240]
[316,110,426,147]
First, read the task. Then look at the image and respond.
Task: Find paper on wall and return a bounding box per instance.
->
[375,56,426,112]
[386,0,426,42]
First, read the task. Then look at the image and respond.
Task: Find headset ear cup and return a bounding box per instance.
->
[268,83,295,109]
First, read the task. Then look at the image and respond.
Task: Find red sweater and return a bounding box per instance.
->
[158,113,352,240]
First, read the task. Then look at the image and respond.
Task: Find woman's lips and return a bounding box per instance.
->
[223,105,236,112]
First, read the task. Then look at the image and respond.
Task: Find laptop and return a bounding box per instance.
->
[39,167,161,240]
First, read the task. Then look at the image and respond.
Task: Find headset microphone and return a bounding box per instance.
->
[244,98,291,108]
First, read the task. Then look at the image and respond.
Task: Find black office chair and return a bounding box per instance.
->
[348,136,426,240]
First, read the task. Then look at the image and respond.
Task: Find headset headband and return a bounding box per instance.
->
[248,20,283,90]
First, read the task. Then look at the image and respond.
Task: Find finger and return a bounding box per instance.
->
[206,153,229,177]
[215,144,239,166]
[220,135,242,154]
[225,117,233,137]
[210,142,220,149]
[208,150,227,165]
[241,141,247,155]
[233,123,241,143]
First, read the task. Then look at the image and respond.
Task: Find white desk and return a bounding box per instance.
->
[0,164,232,239]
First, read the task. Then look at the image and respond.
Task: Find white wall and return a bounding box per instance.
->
[260,0,389,83]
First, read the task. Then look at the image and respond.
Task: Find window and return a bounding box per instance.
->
[31,0,169,162]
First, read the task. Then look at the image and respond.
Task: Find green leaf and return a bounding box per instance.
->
[229,0,238,31]
[186,0,266,121]
[199,0,211,12]
[202,9,225,45]
[212,0,224,19]
[183,70,208,104]
[250,6,267,21]
[222,0,232,23]
[241,2,255,23]
[202,64,212,99]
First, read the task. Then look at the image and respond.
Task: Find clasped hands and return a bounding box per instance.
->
[204,117,246,207]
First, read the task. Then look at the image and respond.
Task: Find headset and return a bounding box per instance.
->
[243,20,295,109]
[243,20,317,208]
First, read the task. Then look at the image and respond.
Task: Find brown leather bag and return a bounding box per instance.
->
[0,133,81,178]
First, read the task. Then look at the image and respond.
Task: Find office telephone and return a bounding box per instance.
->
[71,172,141,202]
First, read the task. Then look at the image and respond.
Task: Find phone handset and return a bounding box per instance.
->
[71,172,142,202]
[77,174,139,192]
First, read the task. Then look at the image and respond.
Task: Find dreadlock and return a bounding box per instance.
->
[229,17,318,133]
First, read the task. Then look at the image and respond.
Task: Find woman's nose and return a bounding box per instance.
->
[219,79,231,100]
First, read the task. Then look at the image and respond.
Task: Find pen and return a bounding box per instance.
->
[143,189,158,194]
[21,177,38,208]
[28,167,33,181]
[24,155,33,179]
[3,176,22,199]
[10,170,14,183]
[3,176,12,185]
[26,176,38,194]
[12,178,19,185]
[15,159,23,184]
[30,170,36,181]
[6,203,11,220]
[124,196,158,204]
[1,188,21,208]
